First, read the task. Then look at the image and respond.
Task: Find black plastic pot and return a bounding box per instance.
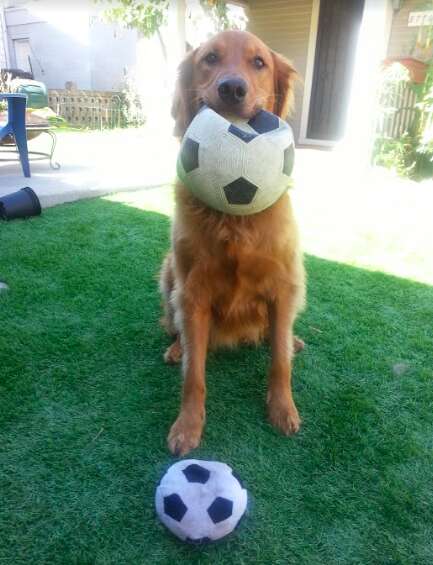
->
[0,187,41,220]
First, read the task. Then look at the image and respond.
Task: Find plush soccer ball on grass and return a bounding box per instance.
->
[177,106,295,216]
[155,459,248,543]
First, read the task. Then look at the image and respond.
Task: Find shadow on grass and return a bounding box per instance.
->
[1,198,433,565]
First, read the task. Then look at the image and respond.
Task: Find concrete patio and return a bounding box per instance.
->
[0,125,179,208]
[1,126,432,285]
[0,125,417,207]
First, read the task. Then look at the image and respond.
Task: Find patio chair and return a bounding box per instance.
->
[0,93,30,177]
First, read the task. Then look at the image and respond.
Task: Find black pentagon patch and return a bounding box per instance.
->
[228,124,257,143]
[186,536,211,544]
[181,137,199,173]
[182,463,210,484]
[223,177,258,205]
[207,497,233,524]
[283,144,295,176]
[248,110,280,134]
[163,493,187,522]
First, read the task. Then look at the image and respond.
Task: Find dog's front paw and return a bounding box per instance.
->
[167,413,203,456]
[267,392,301,435]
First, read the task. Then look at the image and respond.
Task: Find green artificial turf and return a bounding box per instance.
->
[1,197,433,564]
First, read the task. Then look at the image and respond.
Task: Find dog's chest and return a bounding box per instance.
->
[210,238,279,305]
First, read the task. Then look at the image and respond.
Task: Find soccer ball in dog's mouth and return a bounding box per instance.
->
[155,459,248,543]
[176,106,295,216]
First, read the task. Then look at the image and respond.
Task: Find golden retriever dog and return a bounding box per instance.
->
[160,30,305,455]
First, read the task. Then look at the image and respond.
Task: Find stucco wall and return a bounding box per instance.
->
[4,4,137,91]
[247,0,313,141]
[0,8,7,68]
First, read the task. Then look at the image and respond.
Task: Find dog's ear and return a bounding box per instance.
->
[271,51,299,119]
[171,49,198,138]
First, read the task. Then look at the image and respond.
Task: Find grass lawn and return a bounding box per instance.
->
[1,196,433,564]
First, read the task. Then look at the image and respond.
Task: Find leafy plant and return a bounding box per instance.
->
[102,0,169,38]
[201,0,231,30]
[373,5,433,180]
[0,70,15,112]
[101,0,231,36]
[374,60,433,180]
[373,134,418,177]
[119,75,146,127]
[414,61,433,156]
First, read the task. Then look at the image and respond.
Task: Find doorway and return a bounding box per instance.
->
[301,0,365,144]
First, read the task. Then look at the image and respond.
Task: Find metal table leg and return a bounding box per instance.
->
[0,129,60,170]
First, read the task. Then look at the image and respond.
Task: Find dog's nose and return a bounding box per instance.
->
[217,77,248,105]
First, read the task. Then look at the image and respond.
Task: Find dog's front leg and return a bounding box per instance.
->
[167,297,210,455]
[267,291,301,435]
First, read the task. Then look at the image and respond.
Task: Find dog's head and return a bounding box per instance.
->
[172,30,298,137]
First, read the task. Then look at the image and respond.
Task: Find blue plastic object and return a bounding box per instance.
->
[0,93,30,177]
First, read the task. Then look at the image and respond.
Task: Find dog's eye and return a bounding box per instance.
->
[204,52,219,65]
[253,56,265,69]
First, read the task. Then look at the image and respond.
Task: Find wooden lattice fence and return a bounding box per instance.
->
[48,89,124,129]
[375,63,422,140]
[376,81,418,139]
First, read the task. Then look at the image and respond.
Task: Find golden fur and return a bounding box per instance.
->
[160,31,306,455]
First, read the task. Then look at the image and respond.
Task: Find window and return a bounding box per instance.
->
[14,38,32,73]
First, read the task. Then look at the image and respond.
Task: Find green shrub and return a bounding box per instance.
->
[374,58,433,181]
[373,134,418,177]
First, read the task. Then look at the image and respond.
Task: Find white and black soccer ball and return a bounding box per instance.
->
[176,106,295,216]
[155,459,248,543]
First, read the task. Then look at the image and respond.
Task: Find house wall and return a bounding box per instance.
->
[3,3,137,91]
[247,0,313,141]
[88,16,138,92]
[387,0,426,59]
[0,8,8,68]
[247,0,428,144]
